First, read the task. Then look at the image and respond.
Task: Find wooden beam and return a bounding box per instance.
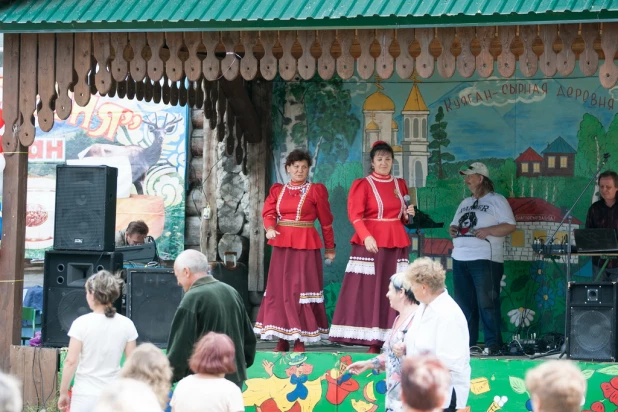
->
[0,34,28,372]
[0,147,28,371]
[218,77,261,144]
[10,346,58,410]
[247,79,272,292]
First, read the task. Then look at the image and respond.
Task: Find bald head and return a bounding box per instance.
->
[174,249,211,276]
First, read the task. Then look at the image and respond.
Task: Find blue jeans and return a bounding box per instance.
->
[453,259,503,347]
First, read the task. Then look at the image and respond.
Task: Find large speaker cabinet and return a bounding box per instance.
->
[41,250,123,347]
[567,282,617,362]
[53,165,117,251]
[126,268,184,348]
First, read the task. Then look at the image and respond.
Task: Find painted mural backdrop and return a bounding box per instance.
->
[241,352,618,412]
[270,66,618,343]
[25,95,187,260]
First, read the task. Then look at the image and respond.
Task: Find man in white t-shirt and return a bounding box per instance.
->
[449,162,516,355]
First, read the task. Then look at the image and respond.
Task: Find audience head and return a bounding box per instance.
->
[85,270,122,317]
[125,220,149,245]
[173,249,211,292]
[405,257,446,304]
[401,353,451,412]
[189,332,237,376]
[0,372,22,412]
[525,360,586,412]
[93,378,161,412]
[120,343,172,409]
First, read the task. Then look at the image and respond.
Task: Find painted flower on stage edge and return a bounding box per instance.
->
[500,275,506,293]
[602,376,618,406]
[507,307,536,327]
[534,286,556,310]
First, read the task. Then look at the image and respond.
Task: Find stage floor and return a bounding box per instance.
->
[243,348,617,412]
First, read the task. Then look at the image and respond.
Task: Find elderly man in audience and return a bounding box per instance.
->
[167,249,256,387]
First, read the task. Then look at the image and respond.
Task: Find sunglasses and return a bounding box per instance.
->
[472,199,479,210]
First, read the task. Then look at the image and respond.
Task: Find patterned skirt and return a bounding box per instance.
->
[329,245,409,346]
[254,247,329,343]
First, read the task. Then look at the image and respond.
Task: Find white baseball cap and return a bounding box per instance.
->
[460,162,490,178]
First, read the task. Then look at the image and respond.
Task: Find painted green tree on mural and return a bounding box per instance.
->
[574,113,618,203]
[270,77,360,182]
[428,106,455,179]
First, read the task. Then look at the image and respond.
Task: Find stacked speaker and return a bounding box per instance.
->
[567,282,618,361]
[42,165,122,347]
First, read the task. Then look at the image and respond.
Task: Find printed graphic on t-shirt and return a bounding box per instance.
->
[458,211,477,235]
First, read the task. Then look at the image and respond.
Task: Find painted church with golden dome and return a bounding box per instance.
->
[362,79,430,189]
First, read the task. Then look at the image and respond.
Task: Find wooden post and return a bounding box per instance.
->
[247,79,272,291]
[0,34,28,372]
[200,83,219,260]
[0,148,28,371]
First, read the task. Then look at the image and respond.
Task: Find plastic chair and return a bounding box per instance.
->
[21,306,37,344]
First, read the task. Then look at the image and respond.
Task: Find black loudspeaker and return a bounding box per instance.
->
[211,261,250,315]
[567,282,617,361]
[41,250,123,347]
[54,165,118,251]
[126,268,184,348]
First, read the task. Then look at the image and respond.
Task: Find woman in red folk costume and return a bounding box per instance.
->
[330,140,415,353]
[255,149,336,352]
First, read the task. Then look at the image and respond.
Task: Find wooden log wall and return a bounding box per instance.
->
[185,79,271,297]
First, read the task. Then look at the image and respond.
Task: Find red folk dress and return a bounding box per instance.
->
[254,181,335,343]
[330,172,411,346]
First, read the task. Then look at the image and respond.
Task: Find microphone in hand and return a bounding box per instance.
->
[403,195,414,225]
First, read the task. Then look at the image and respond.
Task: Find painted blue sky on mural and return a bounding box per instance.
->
[343,66,617,162]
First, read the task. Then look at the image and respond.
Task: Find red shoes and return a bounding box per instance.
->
[273,339,305,352]
[367,345,382,354]
[293,340,305,353]
[274,339,290,352]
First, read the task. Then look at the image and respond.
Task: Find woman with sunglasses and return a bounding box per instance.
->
[449,162,516,356]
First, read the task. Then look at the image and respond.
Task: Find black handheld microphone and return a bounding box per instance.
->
[403,195,414,225]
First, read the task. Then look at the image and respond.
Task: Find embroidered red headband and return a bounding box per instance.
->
[372,140,388,148]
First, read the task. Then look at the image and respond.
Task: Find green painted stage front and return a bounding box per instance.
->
[241,352,618,412]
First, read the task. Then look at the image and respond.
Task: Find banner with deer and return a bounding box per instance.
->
[24,94,188,260]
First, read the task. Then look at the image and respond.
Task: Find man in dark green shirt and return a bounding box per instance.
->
[167,249,256,387]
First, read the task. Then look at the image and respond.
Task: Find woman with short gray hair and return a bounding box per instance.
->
[403,258,471,412]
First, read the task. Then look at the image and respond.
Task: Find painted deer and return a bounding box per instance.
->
[78,113,182,194]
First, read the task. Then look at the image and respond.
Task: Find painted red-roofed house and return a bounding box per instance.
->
[515,147,543,178]
[541,136,576,177]
[505,197,582,261]
[423,238,454,272]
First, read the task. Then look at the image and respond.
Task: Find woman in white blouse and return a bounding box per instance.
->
[402,257,471,412]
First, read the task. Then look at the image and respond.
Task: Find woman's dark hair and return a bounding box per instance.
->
[479,176,495,194]
[369,141,394,161]
[126,220,149,236]
[285,149,312,168]
[85,270,122,318]
[598,170,618,187]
